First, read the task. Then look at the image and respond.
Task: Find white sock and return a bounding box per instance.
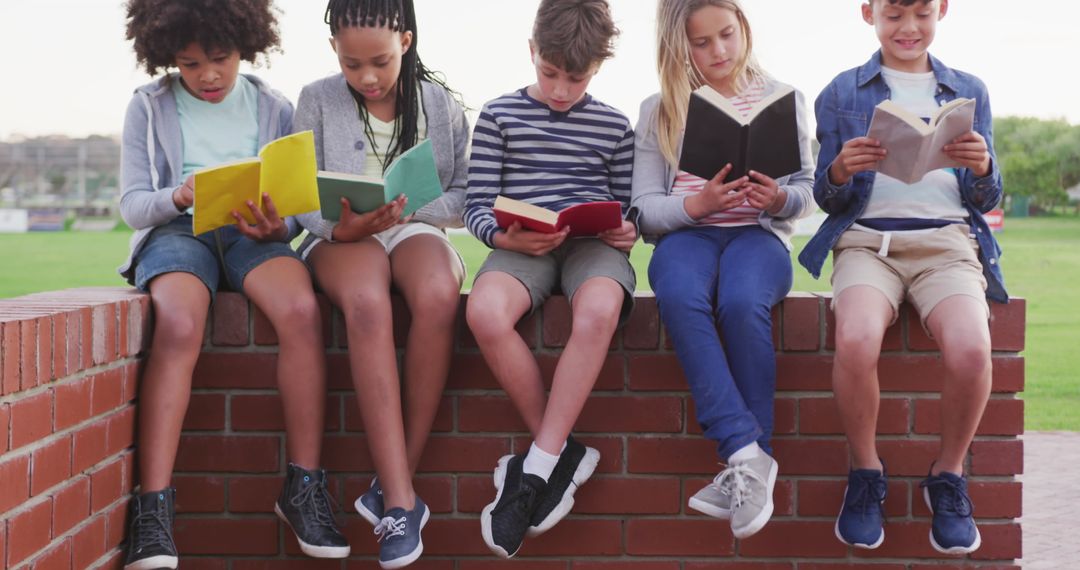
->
[728,442,763,464]
[522,442,561,481]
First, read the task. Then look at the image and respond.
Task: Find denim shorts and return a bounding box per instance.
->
[130,215,302,295]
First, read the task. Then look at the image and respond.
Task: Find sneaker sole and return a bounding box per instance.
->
[379,505,430,570]
[124,555,178,570]
[833,484,885,549]
[731,457,779,539]
[480,454,519,559]
[688,495,732,520]
[922,486,982,554]
[527,446,600,537]
[273,503,351,558]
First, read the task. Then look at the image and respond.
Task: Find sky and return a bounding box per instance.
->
[0,0,1077,140]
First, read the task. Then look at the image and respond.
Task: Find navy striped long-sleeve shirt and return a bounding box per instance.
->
[464,88,635,248]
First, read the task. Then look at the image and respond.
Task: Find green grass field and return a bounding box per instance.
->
[1,217,1076,430]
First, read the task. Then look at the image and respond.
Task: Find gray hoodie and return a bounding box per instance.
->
[630,78,816,250]
[293,74,470,246]
[117,73,295,278]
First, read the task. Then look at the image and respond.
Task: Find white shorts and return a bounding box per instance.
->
[301,223,465,273]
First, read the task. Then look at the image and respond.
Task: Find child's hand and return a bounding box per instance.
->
[599,220,638,253]
[829,137,887,185]
[944,131,992,177]
[233,193,288,242]
[173,175,195,210]
[743,170,788,215]
[493,222,570,256]
[685,164,751,219]
[332,195,406,242]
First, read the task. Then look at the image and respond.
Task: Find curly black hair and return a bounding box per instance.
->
[125,0,282,75]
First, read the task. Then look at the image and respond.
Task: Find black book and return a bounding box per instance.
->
[678,84,802,182]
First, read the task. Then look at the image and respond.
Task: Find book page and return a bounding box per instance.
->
[259,130,320,219]
[192,160,261,235]
[315,171,385,221]
[494,196,559,226]
[925,99,976,172]
[383,139,443,217]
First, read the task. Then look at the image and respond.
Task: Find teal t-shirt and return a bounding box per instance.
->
[174,75,260,179]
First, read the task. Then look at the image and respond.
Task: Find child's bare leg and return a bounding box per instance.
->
[833,286,894,471]
[138,273,211,491]
[310,240,414,510]
[925,295,992,475]
[466,272,544,435]
[389,235,464,473]
[244,257,327,470]
[535,278,622,454]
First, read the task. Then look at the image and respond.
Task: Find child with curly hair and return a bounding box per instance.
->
[119,1,348,567]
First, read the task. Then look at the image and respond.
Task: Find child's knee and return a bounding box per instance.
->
[466,294,517,338]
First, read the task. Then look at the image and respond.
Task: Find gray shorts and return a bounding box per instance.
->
[476,237,636,324]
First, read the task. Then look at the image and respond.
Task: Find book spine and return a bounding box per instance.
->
[738,125,751,179]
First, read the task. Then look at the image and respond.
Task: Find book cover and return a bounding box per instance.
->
[678,84,802,182]
[317,139,443,222]
[493,196,622,237]
[192,130,320,235]
[867,98,976,184]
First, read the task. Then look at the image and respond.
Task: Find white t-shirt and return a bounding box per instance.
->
[359,97,428,178]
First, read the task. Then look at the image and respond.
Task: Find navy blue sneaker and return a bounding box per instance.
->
[835,467,888,549]
[922,470,981,554]
[355,477,384,526]
[374,495,429,569]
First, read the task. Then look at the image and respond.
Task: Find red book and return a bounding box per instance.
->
[493,196,623,237]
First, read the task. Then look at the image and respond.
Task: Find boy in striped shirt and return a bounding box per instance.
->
[463,0,636,559]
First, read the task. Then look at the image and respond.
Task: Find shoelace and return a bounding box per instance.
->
[846,473,889,524]
[291,477,340,528]
[714,463,766,509]
[374,515,407,542]
[131,505,176,554]
[921,476,974,517]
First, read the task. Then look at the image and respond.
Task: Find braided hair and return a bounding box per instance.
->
[324,0,456,173]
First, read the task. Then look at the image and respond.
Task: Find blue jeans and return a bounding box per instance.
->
[648,225,793,461]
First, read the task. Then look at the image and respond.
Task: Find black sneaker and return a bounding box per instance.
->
[480,454,547,559]
[124,488,178,570]
[528,436,599,537]
[274,463,351,558]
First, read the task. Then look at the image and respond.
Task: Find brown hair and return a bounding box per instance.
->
[532,0,620,73]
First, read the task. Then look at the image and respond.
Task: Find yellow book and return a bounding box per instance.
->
[192,130,320,235]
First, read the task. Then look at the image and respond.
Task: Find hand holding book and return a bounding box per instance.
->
[493,221,571,257]
[330,194,408,242]
[231,192,289,242]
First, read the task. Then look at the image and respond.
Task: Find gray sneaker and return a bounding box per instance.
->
[723,453,779,539]
[688,473,734,520]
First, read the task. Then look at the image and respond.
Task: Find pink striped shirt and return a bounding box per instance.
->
[673,80,766,227]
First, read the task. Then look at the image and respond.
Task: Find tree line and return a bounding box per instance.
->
[995,116,1080,213]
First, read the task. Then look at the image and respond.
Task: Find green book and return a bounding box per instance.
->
[316,139,443,221]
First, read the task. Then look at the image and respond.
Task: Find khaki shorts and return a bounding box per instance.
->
[831,225,989,330]
[477,237,636,324]
[301,222,465,274]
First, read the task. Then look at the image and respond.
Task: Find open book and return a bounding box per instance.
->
[192,130,320,235]
[493,196,622,237]
[316,139,442,221]
[678,84,802,182]
[867,98,975,184]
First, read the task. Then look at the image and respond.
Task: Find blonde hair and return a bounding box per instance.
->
[654,0,766,168]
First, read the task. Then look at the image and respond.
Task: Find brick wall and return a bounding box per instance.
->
[0,287,1024,569]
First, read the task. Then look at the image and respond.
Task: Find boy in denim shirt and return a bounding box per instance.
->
[798,0,1003,554]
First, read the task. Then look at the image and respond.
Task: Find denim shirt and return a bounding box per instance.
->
[797,51,1007,303]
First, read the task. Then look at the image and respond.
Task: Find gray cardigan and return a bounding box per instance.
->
[630,79,816,249]
[294,74,470,244]
[117,74,294,277]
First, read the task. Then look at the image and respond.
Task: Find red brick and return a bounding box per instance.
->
[577,563,681,570]
[877,440,940,476]
[29,537,71,570]
[971,523,1023,560]
[852,521,939,559]
[7,498,52,566]
[781,293,821,351]
[576,395,683,433]
[91,367,124,416]
[211,292,250,346]
[175,435,280,473]
[117,301,130,358]
[320,435,374,472]
[913,480,1022,519]
[53,477,91,542]
[174,475,227,513]
[772,438,849,475]
[459,562,560,570]
[122,361,140,403]
[54,376,93,431]
[418,436,511,473]
[174,518,279,555]
[90,458,124,512]
[232,394,340,432]
[445,353,500,390]
[457,396,526,433]
[628,354,686,391]
[970,439,1023,476]
[542,294,572,348]
[803,565,903,570]
[192,353,278,389]
[914,398,1024,436]
[797,479,909,518]
[739,520,848,557]
[626,518,733,556]
[106,406,136,456]
[31,434,72,496]
[36,316,53,385]
[628,437,718,474]
[227,476,282,513]
[877,354,947,391]
[104,499,127,549]
[20,318,39,390]
[182,393,227,431]
[92,303,118,365]
[50,312,67,381]
[572,476,680,514]
[401,519,489,556]
[11,389,53,450]
[72,515,107,570]
[575,436,624,475]
[3,321,21,394]
[523,519,623,556]
[912,566,1019,570]
[686,564,795,570]
[990,355,1025,393]
[799,397,910,435]
[128,296,152,356]
[80,306,94,371]
[0,453,30,514]
[73,419,109,473]
[0,403,9,453]
[989,298,1025,351]
[775,354,834,391]
[456,474,495,513]
[236,561,351,570]
[622,295,660,349]
[342,475,452,515]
